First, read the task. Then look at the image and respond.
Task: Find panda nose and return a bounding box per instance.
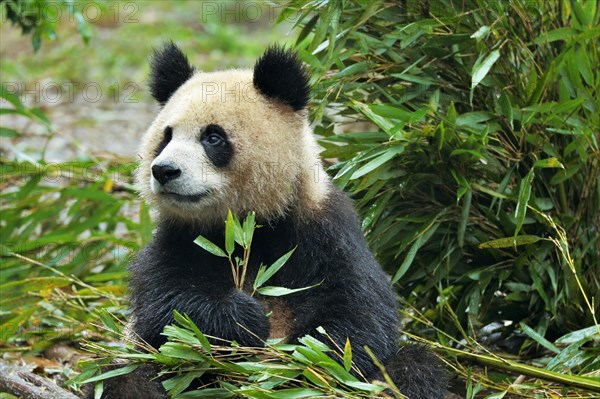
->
[152,164,181,185]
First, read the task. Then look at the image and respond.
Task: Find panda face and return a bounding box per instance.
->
[149,123,231,203]
[137,44,329,224]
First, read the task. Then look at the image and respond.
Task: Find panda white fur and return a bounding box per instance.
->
[95,43,447,399]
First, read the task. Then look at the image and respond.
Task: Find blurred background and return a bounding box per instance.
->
[1,1,292,161]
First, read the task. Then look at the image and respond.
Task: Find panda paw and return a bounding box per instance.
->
[381,344,449,399]
[81,363,167,399]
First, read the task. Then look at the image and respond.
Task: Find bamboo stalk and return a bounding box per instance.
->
[436,345,600,393]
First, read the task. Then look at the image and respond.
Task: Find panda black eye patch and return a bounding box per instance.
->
[154,126,173,157]
[200,124,234,168]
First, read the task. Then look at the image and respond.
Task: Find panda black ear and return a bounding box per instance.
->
[253,45,310,111]
[149,42,195,106]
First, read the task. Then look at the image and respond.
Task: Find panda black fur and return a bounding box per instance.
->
[94,43,448,399]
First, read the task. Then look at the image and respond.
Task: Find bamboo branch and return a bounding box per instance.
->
[0,360,80,399]
[435,346,600,393]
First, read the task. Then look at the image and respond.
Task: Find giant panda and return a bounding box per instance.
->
[96,43,448,399]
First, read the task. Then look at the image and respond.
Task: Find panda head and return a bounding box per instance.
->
[137,43,329,225]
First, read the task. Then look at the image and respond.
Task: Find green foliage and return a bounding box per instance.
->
[0,159,144,351]
[287,0,599,342]
[0,83,51,137]
[73,311,600,398]
[72,311,397,399]
[1,0,94,51]
[0,1,290,97]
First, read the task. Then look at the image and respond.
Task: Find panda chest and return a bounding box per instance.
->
[240,253,296,342]
[262,297,295,342]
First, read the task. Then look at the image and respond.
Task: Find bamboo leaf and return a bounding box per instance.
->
[479,235,543,249]
[173,310,211,354]
[471,26,490,41]
[174,388,234,398]
[514,168,535,237]
[1,276,71,295]
[343,338,353,372]
[498,90,513,129]
[193,235,227,258]
[335,61,369,78]
[484,392,507,399]
[574,44,593,86]
[163,371,205,397]
[79,364,139,384]
[254,247,296,290]
[257,388,325,398]
[225,210,235,255]
[257,282,320,297]
[556,326,600,344]
[97,309,121,336]
[519,322,561,354]
[352,102,396,134]
[447,101,457,126]
[0,83,26,110]
[160,342,206,361]
[533,27,578,44]
[534,157,564,169]
[457,188,472,248]
[0,127,20,137]
[392,222,440,283]
[350,147,404,179]
[0,308,36,343]
[233,217,244,246]
[242,211,256,248]
[471,50,500,101]
[139,201,153,245]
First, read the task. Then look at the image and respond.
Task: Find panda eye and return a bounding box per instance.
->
[201,125,227,146]
[205,133,224,146]
[200,124,233,167]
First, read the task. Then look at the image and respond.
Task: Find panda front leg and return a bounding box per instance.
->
[288,317,396,380]
[86,289,270,399]
[131,288,270,349]
[286,304,448,399]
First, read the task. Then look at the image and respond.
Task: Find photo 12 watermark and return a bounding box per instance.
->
[0,160,138,184]
[2,81,140,104]
[1,1,140,24]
